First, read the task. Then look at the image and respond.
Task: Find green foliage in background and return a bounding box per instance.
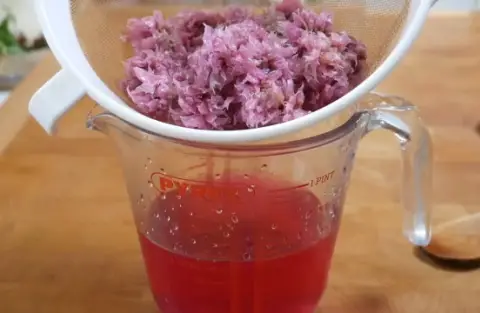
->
[0,13,24,55]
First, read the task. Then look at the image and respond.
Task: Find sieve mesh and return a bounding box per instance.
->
[70,0,410,114]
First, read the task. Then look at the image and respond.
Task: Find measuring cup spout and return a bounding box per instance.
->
[86,112,153,161]
[85,112,139,140]
[86,112,119,134]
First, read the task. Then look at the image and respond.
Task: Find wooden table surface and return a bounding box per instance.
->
[1,13,480,313]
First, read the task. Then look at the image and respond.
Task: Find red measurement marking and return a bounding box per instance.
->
[186,163,207,171]
[269,183,310,193]
[150,172,254,202]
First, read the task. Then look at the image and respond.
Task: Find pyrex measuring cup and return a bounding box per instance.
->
[86,92,432,313]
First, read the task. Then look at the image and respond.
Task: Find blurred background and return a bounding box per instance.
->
[0,0,477,107]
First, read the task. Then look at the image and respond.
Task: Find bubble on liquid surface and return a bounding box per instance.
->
[223,231,230,238]
[242,252,253,261]
[331,187,340,197]
[176,195,182,200]
[319,222,332,238]
[154,213,160,219]
[243,174,249,179]
[216,208,223,214]
[215,173,221,180]
[147,158,153,164]
[166,216,171,222]
[144,164,148,170]
[189,211,194,217]
[160,193,167,200]
[231,214,239,224]
[172,223,179,231]
[191,238,197,245]
[271,223,278,230]
[139,194,144,203]
[330,208,336,220]
[304,210,313,220]
[160,168,165,173]
[148,180,154,188]
[261,164,268,170]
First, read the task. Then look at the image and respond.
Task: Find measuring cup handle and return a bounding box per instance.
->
[362,92,433,247]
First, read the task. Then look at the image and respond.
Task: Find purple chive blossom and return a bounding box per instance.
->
[121,1,367,130]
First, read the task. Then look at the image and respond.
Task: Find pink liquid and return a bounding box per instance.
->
[139,175,342,313]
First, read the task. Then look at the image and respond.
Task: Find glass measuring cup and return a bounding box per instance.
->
[88,92,432,313]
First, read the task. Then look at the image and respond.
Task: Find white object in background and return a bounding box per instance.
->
[29,69,86,134]
[0,91,10,108]
[0,0,43,46]
[432,0,476,10]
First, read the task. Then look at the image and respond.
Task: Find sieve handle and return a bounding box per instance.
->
[362,92,433,247]
[29,69,85,134]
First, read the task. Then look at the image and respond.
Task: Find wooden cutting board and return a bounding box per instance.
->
[1,13,480,313]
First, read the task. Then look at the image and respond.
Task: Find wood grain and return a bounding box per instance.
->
[1,13,480,313]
